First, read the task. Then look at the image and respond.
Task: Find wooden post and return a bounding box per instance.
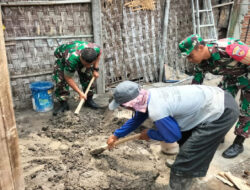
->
[92,0,105,93]
[0,0,91,6]
[159,0,171,82]
[0,7,25,190]
[227,0,240,37]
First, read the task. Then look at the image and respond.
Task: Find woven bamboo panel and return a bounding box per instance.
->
[10,75,53,108]
[101,0,124,84]
[3,0,195,108]
[164,0,193,78]
[212,0,220,27]
[6,38,92,75]
[2,2,93,108]
[102,0,165,84]
[102,0,193,84]
[2,4,92,37]
[7,38,93,108]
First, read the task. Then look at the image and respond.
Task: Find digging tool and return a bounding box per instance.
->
[74,77,95,115]
[90,133,140,156]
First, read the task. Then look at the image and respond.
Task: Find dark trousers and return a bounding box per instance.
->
[171,92,239,178]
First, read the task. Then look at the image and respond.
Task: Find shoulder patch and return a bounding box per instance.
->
[232,46,246,57]
[226,43,250,65]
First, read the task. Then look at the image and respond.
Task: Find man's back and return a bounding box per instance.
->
[54,41,86,59]
[148,85,225,131]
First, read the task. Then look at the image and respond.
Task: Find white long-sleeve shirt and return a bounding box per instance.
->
[114,85,225,142]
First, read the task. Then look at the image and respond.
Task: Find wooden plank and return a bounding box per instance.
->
[159,0,171,82]
[0,7,25,190]
[217,0,231,28]
[224,172,250,190]
[0,0,91,6]
[10,71,53,79]
[0,107,14,190]
[227,0,240,37]
[216,173,234,187]
[213,1,234,8]
[92,0,105,93]
[5,35,93,42]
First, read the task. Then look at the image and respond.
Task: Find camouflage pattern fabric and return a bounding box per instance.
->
[54,41,87,59]
[179,34,204,56]
[191,38,249,138]
[53,41,100,101]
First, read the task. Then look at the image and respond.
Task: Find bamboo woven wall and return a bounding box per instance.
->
[102,0,193,84]
[102,0,164,84]
[2,2,93,108]
[164,0,193,79]
[2,0,194,108]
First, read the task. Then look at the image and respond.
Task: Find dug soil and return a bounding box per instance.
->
[16,93,249,190]
[16,98,171,190]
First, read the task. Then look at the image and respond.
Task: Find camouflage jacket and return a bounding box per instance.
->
[192,38,249,84]
[54,41,86,59]
[63,42,101,77]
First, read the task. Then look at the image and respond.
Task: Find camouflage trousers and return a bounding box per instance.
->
[219,75,250,138]
[52,59,95,102]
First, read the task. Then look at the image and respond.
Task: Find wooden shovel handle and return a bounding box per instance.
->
[94,133,141,153]
[74,77,95,114]
[114,133,141,146]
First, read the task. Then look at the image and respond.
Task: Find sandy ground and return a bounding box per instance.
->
[15,76,250,190]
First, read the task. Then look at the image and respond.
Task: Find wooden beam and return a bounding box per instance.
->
[5,35,93,42]
[212,1,234,8]
[10,71,53,79]
[0,0,91,6]
[227,0,240,37]
[0,6,25,190]
[159,0,171,82]
[92,0,105,93]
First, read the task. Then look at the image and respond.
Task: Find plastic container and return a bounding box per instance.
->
[30,81,54,112]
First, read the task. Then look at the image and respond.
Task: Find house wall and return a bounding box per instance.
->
[1,1,93,108]
[1,0,193,108]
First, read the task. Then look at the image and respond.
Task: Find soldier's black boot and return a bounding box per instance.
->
[85,97,101,109]
[222,135,245,158]
[53,101,69,116]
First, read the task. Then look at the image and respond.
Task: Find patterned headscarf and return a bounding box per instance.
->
[122,89,149,113]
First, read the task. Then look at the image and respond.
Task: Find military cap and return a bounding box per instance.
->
[179,34,204,56]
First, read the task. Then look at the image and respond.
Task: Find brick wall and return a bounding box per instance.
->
[240,12,250,44]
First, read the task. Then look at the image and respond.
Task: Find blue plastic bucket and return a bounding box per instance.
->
[30,81,54,112]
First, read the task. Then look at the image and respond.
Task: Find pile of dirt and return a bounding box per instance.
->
[18,107,169,190]
[16,80,249,190]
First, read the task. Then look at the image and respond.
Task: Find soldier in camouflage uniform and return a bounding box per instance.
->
[53,41,102,115]
[179,34,249,159]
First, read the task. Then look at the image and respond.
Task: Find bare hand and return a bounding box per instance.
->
[93,71,99,78]
[78,91,87,100]
[107,134,118,150]
[139,129,150,141]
